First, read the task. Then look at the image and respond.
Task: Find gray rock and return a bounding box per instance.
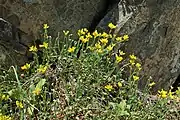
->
[98,0,180,91]
[0,18,32,67]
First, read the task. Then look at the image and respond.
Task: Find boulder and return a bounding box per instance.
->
[0,18,33,68]
[0,0,107,38]
[98,0,180,91]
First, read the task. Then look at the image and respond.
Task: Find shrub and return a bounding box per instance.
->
[0,23,179,120]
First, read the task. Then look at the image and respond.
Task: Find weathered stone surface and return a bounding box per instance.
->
[98,0,180,91]
[0,0,107,39]
[0,18,32,67]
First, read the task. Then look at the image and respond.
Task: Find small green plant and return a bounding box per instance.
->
[0,23,179,120]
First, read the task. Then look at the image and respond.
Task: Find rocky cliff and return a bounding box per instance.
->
[0,0,179,91]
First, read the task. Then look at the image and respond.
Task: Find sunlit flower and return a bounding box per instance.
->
[100,38,108,45]
[1,94,9,101]
[105,84,113,91]
[39,42,48,49]
[95,42,101,49]
[68,46,76,53]
[108,23,116,29]
[158,89,167,98]
[79,36,89,43]
[33,88,41,96]
[168,91,175,99]
[16,101,23,109]
[149,82,156,87]
[101,32,109,38]
[21,63,30,70]
[130,60,135,66]
[133,75,139,81]
[78,29,86,36]
[107,44,115,51]
[83,28,88,33]
[63,30,70,36]
[43,24,49,29]
[92,30,101,38]
[123,35,129,41]
[38,65,48,74]
[129,54,137,60]
[0,113,12,120]
[29,46,38,52]
[86,33,93,39]
[119,50,125,55]
[116,37,123,42]
[136,63,142,70]
[116,54,123,63]
[96,49,103,53]
[118,82,122,87]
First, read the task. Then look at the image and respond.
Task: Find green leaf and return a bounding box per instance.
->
[36,79,46,89]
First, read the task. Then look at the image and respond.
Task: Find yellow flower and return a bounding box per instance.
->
[95,42,101,49]
[119,50,125,55]
[129,54,137,60]
[92,30,101,38]
[107,44,115,51]
[100,38,108,45]
[101,32,109,38]
[78,29,86,36]
[43,24,49,29]
[149,82,156,87]
[116,54,123,63]
[33,88,41,96]
[116,37,123,42]
[16,101,23,109]
[86,33,93,39]
[123,35,129,41]
[136,63,142,70]
[130,60,135,66]
[83,28,88,33]
[168,91,175,99]
[29,46,38,52]
[158,89,167,98]
[118,82,122,87]
[96,49,103,53]
[79,36,89,43]
[108,23,116,29]
[105,84,113,91]
[0,113,12,120]
[175,87,180,96]
[63,30,70,36]
[133,75,139,81]
[39,42,48,49]
[21,63,30,70]
[1,94,9,101]
[68,46,76,53]
[38,65,48,74]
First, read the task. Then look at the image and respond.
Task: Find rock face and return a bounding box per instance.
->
[0,0,180,91]
[0,18,32,67]
[0,0,107,38]
[98,0,180,91]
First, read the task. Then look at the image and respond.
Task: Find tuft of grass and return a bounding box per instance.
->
[0,23,179,120]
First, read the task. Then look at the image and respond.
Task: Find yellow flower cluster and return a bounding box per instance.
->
[105,82,123,91]
[116,35,129,42]
[39,42,48,49]
[0,94,9,101]
[68,46,76,53]
[0,113,12,120]
[157,88,180,99]
[37,65,48,74]
[29,46,38,52]
[16,101,23,109]
[21,63,30,70]
[33,88,41,96]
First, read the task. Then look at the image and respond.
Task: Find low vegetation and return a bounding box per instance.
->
[0,23,179,120]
